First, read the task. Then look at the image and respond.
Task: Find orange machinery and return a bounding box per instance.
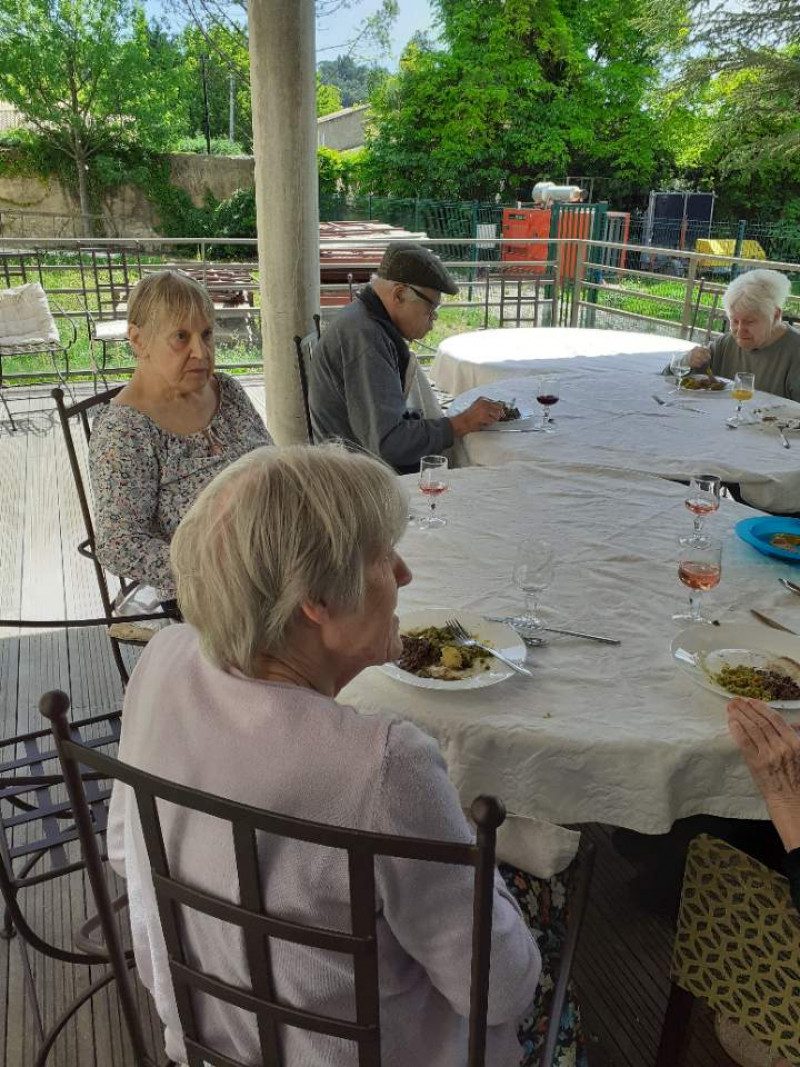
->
[500,205,595,279]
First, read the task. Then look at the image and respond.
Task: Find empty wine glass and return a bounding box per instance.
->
[674,536,722,623]
[728,371,755,427]
[512,538,555,633]
[680,474,721,547]
[536,376,560,433]
[669,352,692,399]
[418,455,449,529]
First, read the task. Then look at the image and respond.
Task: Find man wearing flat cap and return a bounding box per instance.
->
[308,242,504,473]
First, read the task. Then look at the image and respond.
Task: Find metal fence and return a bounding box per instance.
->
[0,234,799,383]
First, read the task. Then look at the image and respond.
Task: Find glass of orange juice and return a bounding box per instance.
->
[728,372,755,427]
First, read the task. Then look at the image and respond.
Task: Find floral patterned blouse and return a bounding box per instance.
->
[89,373,272,599]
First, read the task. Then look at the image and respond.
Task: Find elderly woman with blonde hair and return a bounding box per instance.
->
[688,268,800,399]
[106,443,588,1067]
[88,269,272,605]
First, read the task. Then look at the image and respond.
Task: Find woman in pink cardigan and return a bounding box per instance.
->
[108,443,582,1067]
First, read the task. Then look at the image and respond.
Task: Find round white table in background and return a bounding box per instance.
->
[446,362,800,514]
[341,462,800,836]
[432,327,696,396]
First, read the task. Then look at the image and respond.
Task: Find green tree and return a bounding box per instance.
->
[365,0,673,202]
[0,0,184,235]
[316,74,343,117]
[644,0,800,180]
[318,54,389,106]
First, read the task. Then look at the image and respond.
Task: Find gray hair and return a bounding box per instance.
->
[170,443,409,674]
[724,269,792,319]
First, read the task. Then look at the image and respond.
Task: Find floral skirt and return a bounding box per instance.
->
[499,863,588,1067]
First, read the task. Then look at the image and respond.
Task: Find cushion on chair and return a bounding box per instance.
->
[92,319,129,341]
[0,283,59,346]
[672,835,800,1064]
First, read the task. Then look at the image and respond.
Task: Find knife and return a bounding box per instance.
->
[750,609,798,635]
[485,617,621,645]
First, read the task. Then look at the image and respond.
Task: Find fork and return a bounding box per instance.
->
[445,617,534,677]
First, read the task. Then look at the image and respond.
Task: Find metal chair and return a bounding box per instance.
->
[80,245,142,390]
[294,313,321,443]
[687,277,725,344]
[655,834,800,1066]
[0,708,128,1062]
[41,687,508,1067]
[50,386,178,685]
[0,282,77,429]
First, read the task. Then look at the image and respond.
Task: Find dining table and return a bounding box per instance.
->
[432,326,697,395]
[340,461,800,850]
[443,359,800,514]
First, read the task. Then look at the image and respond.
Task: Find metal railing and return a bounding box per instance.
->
[0,234,798,383]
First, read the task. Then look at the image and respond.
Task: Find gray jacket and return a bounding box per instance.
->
[309,288,454,472]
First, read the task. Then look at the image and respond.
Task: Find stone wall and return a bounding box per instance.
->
[0,151,257,238]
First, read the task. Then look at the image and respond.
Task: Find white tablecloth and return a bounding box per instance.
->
[446,360,800,514]
[432,327,696,395]
[340,462,800,837]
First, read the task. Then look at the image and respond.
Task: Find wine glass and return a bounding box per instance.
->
[728,371,755,427]
[680,474,721,547]
[673,537,722,623]
[536,376,559,433]
[418,455,449,529]
[669,352,692,399]
[512,538,555,633]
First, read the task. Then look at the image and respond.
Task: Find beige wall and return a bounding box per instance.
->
[0,151,257,238]
[317,105,368,151]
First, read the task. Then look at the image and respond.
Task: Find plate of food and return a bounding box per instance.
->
[736,517,800,563]
[379,610,527,690]
[676,372,729,394]
[752,405,800,432]
[671,623,800,709]
[489,399,535,431]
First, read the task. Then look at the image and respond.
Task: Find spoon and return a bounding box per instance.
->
[780,577,800,596]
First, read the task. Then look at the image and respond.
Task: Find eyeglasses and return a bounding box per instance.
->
[405,284,441,317]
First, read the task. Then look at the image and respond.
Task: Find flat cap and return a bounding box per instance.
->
[377,242,459,296]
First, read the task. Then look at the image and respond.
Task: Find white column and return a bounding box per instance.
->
[248,0,318,445]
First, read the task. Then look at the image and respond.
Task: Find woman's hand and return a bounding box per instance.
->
[728,697,800,851]
[688,345,712,370]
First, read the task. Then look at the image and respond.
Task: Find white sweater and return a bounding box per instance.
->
[107,625,540,1066]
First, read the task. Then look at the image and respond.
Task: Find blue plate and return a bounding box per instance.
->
[736,516,800,563]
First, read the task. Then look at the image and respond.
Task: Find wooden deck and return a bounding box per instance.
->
[0,380,736,1066]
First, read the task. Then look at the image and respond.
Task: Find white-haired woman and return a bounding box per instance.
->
[688,268,800,400]
[107,444,586,1067]
[88,269,272,604]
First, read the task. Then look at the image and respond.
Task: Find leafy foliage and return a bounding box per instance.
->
[0,0,186,233]
[365,0,675,202]
[317,55,389,107]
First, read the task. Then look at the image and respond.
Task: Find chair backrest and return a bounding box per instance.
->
[80,246,142,321]
[294,324,320,443]
[671,834,800,1063]
[41,688,505,1067]
[688,278,725,344]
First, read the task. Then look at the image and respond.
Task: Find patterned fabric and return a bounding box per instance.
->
[499,863,588,1067]
[672,834,800,1064]
[88,373,272,599]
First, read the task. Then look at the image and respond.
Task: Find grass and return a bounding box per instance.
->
[4,258,800,385]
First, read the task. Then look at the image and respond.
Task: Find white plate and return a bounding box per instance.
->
[671,375,730,396]
[448,387,536,430]
[378,609,527,690]
[491,409,536,431]
[671,623,800,710]
[752,405,800,432]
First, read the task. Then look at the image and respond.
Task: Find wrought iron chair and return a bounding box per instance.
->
[294,313,321,443]
[80,245,142,390]
[0,706,128,1063]
[41,687,509,1067]
[0,281,76,430]
[687,277,725,344]
[655,834,800,1067]
[51,386,178,685]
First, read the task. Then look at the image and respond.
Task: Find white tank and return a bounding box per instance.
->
[532,182,585,205]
